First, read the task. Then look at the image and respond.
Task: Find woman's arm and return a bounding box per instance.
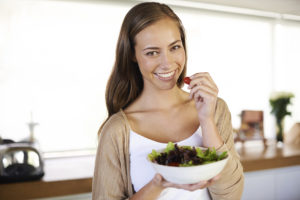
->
[208,99,244,200]
[92,116,132,200]
[129,174,164,200]
[188,72,223,149]
[188,73,244,199]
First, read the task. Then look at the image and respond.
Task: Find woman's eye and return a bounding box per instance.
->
[171,45,181,51]
[146,51,158,56]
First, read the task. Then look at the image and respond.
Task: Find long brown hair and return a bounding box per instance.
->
[101,2,187,129]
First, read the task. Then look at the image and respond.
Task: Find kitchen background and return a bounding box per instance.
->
[1,0,299,153]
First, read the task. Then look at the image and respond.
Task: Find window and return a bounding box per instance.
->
[0,0,133,152]
[177,8,274,136]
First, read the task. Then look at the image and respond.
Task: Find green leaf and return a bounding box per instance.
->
[204,148,210,157]
[179,160,194,167]
[202,161,216,165]
[209,147,218,161]
[196,147,205,158]
[218,151,228,160]
[182,145,192,150]
[148,149,161,161]
[164,142,175,153]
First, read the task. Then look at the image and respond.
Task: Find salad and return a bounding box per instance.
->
[148,142,228,167]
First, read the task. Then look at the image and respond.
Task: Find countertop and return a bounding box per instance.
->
[236,140,300,172]
[1,141,300,199]
[0,156,94,199]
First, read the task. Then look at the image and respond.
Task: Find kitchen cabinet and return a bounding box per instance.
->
[243,165,300,200]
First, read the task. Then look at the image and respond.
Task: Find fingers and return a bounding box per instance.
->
[212,173,221,182]
[163,177,221,192]
[152,173,163,185]
[189,72,218,90]
[154,173,221,192]
[188,72,218,102]
[179,175,220,191]
[179,181,209,191]
[189,84,218,101]
[169,179,212,192]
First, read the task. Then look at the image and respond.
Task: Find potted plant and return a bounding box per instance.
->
[270,92,294,142]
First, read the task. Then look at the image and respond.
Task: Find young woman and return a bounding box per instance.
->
[92,2,244,200]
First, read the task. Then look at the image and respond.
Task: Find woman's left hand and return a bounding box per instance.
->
[188,72,219,123]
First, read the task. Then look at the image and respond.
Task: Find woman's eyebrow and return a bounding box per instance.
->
[143,46,159,51]
[143,40,181,51]
[168,39,181,47]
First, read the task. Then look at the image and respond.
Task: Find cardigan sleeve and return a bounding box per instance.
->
[208,98,244,200]
[92,114,131,200]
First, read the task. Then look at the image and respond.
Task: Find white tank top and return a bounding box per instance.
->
[129,127,211,200]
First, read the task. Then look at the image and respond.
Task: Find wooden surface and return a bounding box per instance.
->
[237,140,300,172]
[1,141,300,199]
[0,155,94,199]
[0,178,92,199]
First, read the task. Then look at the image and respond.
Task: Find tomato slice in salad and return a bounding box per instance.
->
[167,162,180,167]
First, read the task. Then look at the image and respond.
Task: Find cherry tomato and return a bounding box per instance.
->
[183,77,191,85]
[167,162,180,167]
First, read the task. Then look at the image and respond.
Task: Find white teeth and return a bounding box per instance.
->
[157,71,175,78]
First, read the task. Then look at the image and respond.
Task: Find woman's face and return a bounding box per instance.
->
[134,18,186,91]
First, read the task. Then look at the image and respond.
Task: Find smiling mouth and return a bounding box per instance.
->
[155,70,176,80]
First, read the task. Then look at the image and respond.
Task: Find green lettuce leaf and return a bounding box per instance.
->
[148,149,161,161]
[164,141,175,153]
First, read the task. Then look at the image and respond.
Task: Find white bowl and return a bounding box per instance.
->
[147,148,229,184]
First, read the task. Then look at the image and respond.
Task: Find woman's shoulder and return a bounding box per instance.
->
[105,111,126,125]
[99,110,129,137]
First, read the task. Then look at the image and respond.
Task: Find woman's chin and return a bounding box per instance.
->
[156,79,179,90]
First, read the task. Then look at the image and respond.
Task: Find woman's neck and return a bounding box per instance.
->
[134,85,188,111]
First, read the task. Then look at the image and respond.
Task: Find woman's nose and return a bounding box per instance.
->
[160,52,173,69]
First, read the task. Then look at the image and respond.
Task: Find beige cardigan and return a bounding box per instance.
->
[92,98,244,200]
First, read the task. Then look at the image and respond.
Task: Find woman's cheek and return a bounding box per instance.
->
[178,51,186,67]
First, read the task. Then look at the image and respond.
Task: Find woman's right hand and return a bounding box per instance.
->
[152,173,220,192]
[130,173,220,200]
